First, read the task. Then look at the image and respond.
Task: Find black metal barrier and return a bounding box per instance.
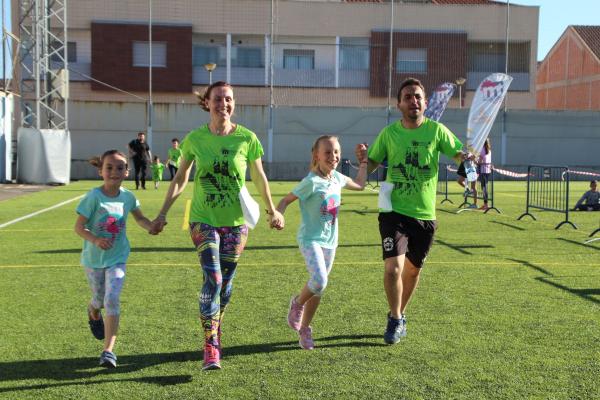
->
[457,163,500,214]
[341,158,380,189]
[437,164,452,204]
[517,165,577,230]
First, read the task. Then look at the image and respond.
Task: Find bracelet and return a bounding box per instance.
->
[360,161,368,165]
[157,213,167,220]
[265,209,275,216]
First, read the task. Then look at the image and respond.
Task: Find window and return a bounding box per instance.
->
[283,49,314,70]
[192,46,223,67]
[396,48,427,73]
[133,41,167,67]
[232,47,264,68]
[50,41,77,63]
[340,38,369,70]
[468,42,530,73]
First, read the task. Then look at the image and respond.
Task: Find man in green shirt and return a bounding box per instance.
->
[358,78,468,345]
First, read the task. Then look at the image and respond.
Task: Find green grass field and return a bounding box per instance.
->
[0,180,598,399]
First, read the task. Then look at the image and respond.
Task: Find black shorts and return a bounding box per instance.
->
[378,212,437,268]
[457,162,466,178]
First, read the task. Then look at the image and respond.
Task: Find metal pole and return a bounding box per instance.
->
[386,0,394,125]
[147,0,153,150]
[267,0,274,166]
[501,0,509,165]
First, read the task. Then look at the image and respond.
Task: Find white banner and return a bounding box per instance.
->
[424,82,456,122]
[466,73,513,154]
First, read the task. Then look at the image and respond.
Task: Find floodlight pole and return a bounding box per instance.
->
[267,0,274,167]
[147,0,153,150]
[501,0,510,165]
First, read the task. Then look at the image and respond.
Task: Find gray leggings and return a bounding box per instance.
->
[85,264,126,316]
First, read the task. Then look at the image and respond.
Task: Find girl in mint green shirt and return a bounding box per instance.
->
[277,135,367,350]
[75,150,153,368]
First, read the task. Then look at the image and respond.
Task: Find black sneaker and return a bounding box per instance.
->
[383,313,406,344]
[99,350,117,368]
[88,311,105,340]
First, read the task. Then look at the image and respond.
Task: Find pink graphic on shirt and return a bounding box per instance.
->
[98,215,124,243]
[320,194,341,224]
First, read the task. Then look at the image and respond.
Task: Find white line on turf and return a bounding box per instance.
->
[0,195,84,229]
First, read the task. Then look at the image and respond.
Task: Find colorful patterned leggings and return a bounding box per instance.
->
[190,222,248,318]
[300,243,336,296]
[85,264,126,316]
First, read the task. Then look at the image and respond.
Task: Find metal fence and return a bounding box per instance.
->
[517,165,577,230]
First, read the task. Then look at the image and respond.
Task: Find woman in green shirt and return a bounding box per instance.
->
[150,81,284,370]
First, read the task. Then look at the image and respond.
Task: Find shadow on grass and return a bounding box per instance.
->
[434,239,494,255]
[507,258,553,276]
[489,221,526,231]
[0,374,193,394]
[555,238,600,250]
[223,334,385,358]
[0,334,383,391]
[535,277,600,305]
[36,243,381,255]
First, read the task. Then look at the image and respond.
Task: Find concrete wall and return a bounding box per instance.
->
[69,101,599,180]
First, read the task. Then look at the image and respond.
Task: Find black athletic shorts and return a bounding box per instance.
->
[378,211,437,268]
[457,162,466,178]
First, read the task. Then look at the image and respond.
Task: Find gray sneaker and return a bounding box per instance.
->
[99,350,117,368]
[383,313,406,344]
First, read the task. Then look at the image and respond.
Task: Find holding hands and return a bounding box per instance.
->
[149,215,167,235]
[268,209,285,230]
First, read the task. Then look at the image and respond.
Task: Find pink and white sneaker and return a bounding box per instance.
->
[298,326,314,350]
[202,342,221,370]
[287,296,304,331]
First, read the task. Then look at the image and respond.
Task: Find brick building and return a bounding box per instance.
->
[536,25,600,110]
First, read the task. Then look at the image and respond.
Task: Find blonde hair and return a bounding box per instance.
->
[310,135,339,170]
[89,150,128,169]
[194,81,233,112]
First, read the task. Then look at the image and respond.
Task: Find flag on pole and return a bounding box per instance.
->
[424,82,456,122]
[466,73,513,154]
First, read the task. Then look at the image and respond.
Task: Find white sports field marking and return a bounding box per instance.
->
[0,195,84,229]
[1,260,599,269]
[182,200,191,230]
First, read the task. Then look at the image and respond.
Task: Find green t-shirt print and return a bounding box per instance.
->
[368,118,463,220]
[180,124,264,227]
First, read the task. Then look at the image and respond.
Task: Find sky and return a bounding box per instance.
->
[512,0,600,61]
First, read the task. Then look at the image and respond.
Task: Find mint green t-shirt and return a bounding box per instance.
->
[292,170,347,249]
[368,118,463,220]
[168,147,182,168]
[180,124,264,227]
[76,187,140,269]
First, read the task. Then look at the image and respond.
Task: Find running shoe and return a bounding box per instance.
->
[88,309,105,340]
[202,342,221,370]
[99,350,117,368]
[383,313,406,345]
[287,296,304,331]
[299,326,314,350]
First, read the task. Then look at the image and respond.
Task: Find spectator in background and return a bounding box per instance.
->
[477,139,492,210]
[573,180,600,211]
[128,132,151,190]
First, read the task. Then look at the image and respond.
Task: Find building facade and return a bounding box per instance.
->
[536,25,600,110]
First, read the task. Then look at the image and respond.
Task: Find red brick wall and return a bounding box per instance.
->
[369,31,467,98]
[91,22,192,93]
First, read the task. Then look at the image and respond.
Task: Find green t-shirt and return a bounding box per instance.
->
[180,124,264,227]
[168,147,182,168]
[368,118,463,220]
[151,162,165,181]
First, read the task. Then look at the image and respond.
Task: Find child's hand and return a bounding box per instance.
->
[149,216,167,234]
[268,210,285,230]
[93,237,113,250]
[355,143,368,163]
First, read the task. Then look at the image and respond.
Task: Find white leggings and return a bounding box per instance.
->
[300,243,336,296]
[85,264,126,316]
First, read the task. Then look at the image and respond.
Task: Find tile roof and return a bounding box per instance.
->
[572,25,600,61]
[432,0,494,4]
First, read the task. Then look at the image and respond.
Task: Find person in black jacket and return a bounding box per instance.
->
[128,132,151,190]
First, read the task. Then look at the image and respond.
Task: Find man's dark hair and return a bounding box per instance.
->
[397,78,426,102]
